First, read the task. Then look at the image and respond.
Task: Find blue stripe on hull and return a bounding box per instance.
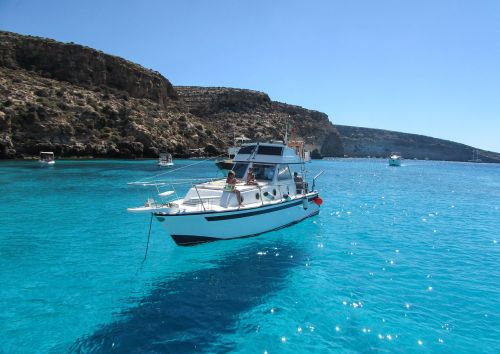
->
[205,200,304,221]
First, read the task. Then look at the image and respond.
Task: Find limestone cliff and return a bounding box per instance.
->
[0,31,343,159]
[175,86,343,157]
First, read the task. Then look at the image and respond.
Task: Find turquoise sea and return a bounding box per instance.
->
[0,159,499,353]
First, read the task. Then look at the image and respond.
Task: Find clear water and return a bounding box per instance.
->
[0,159,498,353]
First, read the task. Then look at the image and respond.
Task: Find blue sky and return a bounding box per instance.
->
[1,0,499,152]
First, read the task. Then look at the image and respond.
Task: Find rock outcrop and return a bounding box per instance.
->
[176,86,343,157]
[0,31,177,107]
[0,31,343,159]
[336,125,500,163]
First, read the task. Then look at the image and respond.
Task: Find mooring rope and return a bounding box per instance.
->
[138,213,154,270]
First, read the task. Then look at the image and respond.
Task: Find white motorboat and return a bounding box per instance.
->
[129,141,324,246]
[39,151,55,165]
[158,153,174,167]
[216,135,251,170]
[388,153,402,166]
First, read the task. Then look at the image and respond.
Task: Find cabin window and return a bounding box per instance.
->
[232,163,248,178]
[277,164,292,181]
[238,145,257,154]
[257,146,283,155]
[252,164,275,181]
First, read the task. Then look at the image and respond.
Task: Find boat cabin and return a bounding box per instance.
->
[39,151,55,163]
[179,142,308,210]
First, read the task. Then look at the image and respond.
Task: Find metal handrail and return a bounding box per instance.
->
[128,177,222,187]
[137,178,301,211]
[311,170,324,191]
[193,184,206,212]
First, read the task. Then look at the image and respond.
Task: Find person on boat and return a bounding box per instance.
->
[225,170,242,205]
[294,172,304,194]
[246,167,257,185]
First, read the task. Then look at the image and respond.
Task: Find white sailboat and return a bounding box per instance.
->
[215,136,251,170]
[129,141,323,246]
[468,149,482,163]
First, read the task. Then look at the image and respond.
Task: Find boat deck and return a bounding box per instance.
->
[158,179,306,214]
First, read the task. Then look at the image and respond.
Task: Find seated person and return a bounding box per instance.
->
[225,170,242,205]
[246,167,257,185]
[294,172,305,194]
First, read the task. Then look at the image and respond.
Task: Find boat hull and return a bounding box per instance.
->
[215,159,234,171]
[388,158,401,166]
[154,194,321,246]
[39,161,55,166]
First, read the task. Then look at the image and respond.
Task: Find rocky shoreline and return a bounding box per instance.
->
[1,31,498,163]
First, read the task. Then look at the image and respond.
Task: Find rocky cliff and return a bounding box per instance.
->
[336,125,500,163]
[175,86,343,157]
[1,31,497,163]
[0,31,342,159]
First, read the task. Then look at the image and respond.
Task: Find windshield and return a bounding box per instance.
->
[277,164,292,181]
[231,163,248,179]
[252,164,275,181]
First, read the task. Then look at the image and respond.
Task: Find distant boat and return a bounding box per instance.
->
[215,136,251,171]
[158,153,174,167]
[39,151,55,166]
[468,149,483,163]
[388,153,402,166]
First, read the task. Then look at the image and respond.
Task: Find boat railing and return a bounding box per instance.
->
[130,178,307,212]
[188,182,298,211]
[311,170,324,191]
[129,177,224,208]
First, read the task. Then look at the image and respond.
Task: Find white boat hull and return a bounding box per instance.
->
[39,160,55,165]
[388,158,401,166]
[158,162,174,167]
[154,194,321,246]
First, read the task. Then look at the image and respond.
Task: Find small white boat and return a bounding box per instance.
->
[158,153,174,167]
[388,153,402,166]
[39,151,55,165]
[129,141,324,246]
[216,136,251,170]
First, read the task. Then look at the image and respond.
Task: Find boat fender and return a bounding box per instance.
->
[283,194,290,200]
[313,197,323,206]
[263,191,274,200]
[302,198,308,210]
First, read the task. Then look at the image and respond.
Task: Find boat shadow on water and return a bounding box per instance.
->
[69,237,309,353]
